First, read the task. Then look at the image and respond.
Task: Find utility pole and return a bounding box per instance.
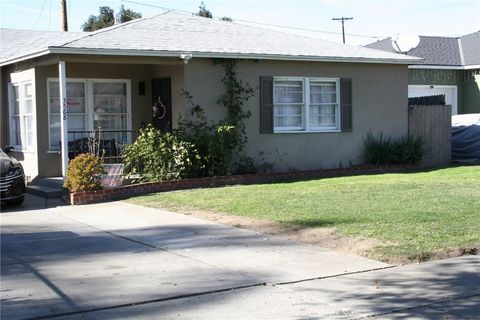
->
[332,17,353,44]
[61,0,68,31]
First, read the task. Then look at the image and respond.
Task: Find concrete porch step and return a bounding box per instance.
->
[27,178,66,199]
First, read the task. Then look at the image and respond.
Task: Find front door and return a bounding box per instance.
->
[151,78,172,131]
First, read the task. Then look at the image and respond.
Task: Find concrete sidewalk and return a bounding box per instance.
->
[1,195,478,319]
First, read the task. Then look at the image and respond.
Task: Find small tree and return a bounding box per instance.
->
[119,5,142,23]
[195,2,212,18]
[82,5,142,31]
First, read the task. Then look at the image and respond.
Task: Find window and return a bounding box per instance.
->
[273,77,340,132]
[47,79,130,151]
[93,82,128,131]
[309,81,338,130]
[8,81,34,150]
[274,80,304,130]
[48,80,87,150]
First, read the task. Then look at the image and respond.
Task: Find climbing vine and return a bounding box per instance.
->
[176,59,255,177]
[125,59,273,181]
[214,59,255,152]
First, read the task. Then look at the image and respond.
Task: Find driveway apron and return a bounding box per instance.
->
[2,197,477,319]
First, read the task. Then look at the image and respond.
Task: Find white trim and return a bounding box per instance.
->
[47,77,132,150]
[273,77,340,133]
[7,76,36,152]
[0,49,50,67]
[59,61,68,178]
[54,47,420,64]
[408,85,458,115]
[47,78,88,150]
[275,130,342,134]
[1,47,419,66]
[90,79,132,132]
[409,65,480,70]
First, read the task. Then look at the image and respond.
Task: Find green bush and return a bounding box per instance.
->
[64,153,105,192]
[391,135,425,165]
[364,132,425,166]
[176,114,237,177]
[123,125,199,182]
[364,131,392,165]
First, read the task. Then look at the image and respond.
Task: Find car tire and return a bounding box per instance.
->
[7,196,24,206]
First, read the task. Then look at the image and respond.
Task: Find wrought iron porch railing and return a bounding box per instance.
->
[65,130,139,164]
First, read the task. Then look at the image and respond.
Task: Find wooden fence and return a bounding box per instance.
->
[408,104,451,167]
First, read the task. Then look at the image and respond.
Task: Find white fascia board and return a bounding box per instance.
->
[409,64,480,70]
[1,46,420,66]
[47,47,418,65]
[0,49,50,67]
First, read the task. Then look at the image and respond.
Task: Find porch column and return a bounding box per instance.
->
[59,61,68,178]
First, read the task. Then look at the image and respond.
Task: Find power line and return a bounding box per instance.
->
[33,0,48,29]
[48,0,51,31]
[120,0,386,40]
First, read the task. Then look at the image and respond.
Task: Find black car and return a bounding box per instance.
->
[0,147,26,206]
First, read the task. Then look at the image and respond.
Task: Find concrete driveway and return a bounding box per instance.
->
[1,195,479,319]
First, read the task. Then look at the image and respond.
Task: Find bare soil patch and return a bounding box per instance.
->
[178,208,383,258]
[174,208,477,265]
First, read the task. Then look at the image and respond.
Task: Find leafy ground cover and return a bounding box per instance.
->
[129,166,479,263]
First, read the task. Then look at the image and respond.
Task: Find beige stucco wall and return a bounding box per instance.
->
[184,59,409,171]
[3,55,408,177]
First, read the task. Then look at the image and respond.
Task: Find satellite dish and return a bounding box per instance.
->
[391,34,420,54]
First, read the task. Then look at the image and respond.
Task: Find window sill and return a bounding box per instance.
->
[9,148,36,154]
[47,150,61,154]
[274,129,341,134]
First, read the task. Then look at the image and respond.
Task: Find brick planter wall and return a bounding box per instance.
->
[69,164,419,205]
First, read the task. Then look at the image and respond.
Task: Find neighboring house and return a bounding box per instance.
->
[0,11,419,181]
[366,32,480,115]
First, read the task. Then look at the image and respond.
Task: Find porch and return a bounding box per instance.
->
[30,56,187,179]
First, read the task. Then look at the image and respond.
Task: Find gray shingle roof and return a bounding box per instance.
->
[460,31,480,65]
[0,29,83,62]
[365,32,480,67]
[1,11,419,65]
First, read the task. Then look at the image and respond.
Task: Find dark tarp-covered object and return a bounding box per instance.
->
[452,114,480,162]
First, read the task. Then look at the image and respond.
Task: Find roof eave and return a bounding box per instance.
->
[409,64,480,70]
[0,49,51,67]
[1,46,420,67]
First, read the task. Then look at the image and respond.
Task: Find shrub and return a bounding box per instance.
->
[364,131,392,165]
[64,153,105,192]
[391,135,425,165]
[234,150,283,174]
[364,132,425,166]
[123,125,198,182]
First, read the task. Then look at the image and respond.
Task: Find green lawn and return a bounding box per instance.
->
[129,166,480,262]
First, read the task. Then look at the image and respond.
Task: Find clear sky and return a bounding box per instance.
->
[1,0,479,46]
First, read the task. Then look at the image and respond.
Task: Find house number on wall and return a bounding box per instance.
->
[62,97,68,120]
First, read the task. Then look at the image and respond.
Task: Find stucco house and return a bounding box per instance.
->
[1,11,419,182]
[366,32,480,115]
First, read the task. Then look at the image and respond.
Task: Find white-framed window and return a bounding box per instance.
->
[48,80,87,150]
[273,77,340,132]
[8,81,35,150]
[47,78,131,151]
[92,80,128,132]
